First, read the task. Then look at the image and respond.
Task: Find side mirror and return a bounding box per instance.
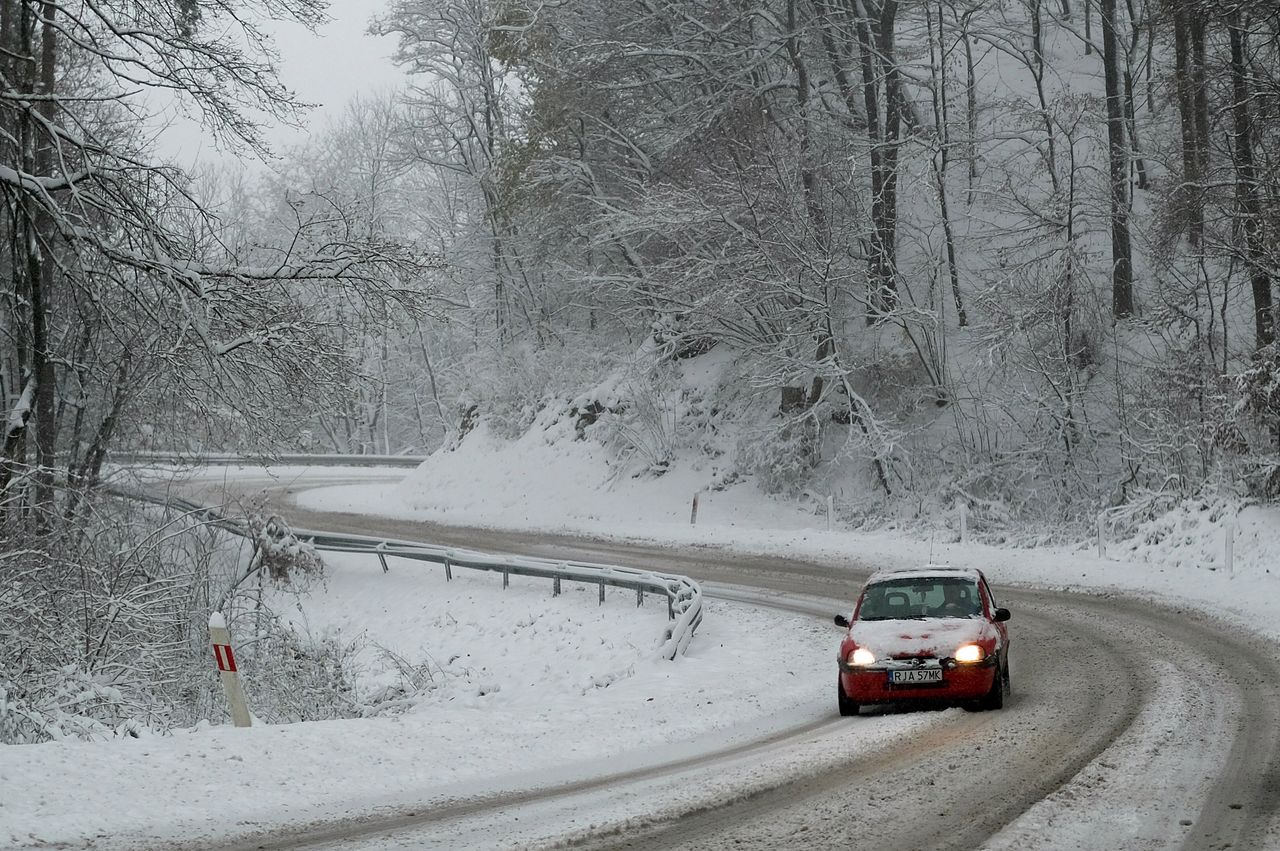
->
[834,614,850,628]
[993,608,1011,623]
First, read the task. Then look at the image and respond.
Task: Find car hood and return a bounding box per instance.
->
[850,617,991,657]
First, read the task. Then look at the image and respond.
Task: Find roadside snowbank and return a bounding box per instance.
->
[380,420,819,531]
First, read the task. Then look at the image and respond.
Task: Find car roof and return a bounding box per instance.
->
[864,565,984,585]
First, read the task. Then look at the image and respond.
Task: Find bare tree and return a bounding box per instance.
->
[1226,11,1272,351]
[1101,0,1135,317]
[0,0,432,523]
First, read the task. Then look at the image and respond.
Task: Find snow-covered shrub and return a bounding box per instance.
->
[472,342,618,440]
[246,510,324,583]
[1227,344,1280,497]
[360,646,446,716]
[594,370,679,476]
[0,496,228,744]
[1233,344,1280,422]
[235,616,363,723]
[0,665,179,744]
[735,417,819,496]
[0,491,363,744]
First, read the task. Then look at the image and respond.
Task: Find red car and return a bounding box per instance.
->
[834,567,1011,716]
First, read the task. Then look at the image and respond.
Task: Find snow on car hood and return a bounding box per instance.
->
[850,617,990,657]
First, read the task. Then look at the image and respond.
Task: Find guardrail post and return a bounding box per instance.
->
[553,576,561,596]
[637,587,643,607]
[376,542,389,574]
[209,612,251,728]
[599,582,605,604]
[668,596,674,619]
[503,569,509,589]
[444,557,452,581]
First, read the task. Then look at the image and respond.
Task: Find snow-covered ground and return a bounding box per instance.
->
[0,542,841,849]
[297,444,1280,644]
[11,457,1278,849]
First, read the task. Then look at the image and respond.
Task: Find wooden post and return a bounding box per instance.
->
[959,502,968,544]
[826,494,834,531]
[1097,513,1106,559]
[209,612,251,728]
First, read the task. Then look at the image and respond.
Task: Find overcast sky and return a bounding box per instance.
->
[157,0,404,167]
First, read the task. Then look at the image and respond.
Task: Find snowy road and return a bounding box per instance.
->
[176,478,1280,851]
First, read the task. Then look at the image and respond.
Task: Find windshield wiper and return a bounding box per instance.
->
[859,615,926,621]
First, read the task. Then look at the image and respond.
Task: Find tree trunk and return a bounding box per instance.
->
[814,0,863,125]
[929,5,966,326]
[1171,7,1202,247]
[1228,16,1274,350]
[1030,0,1044,76]
[856,10,887,322]
[0,377,34,501]
[878,0,901,314]
[64,357,129,519]
[962,20,978,204]
[1123,68,1147,190]
[30,0,58,516]
[1101,0,1134,318]
[860,0,900,322]
[1190,18,1210,190]
[1123,0,1148,189]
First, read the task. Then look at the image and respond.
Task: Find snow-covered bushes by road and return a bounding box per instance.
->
[3,483,397,745]
[0,497,228,746]
[1114,494,1280,580]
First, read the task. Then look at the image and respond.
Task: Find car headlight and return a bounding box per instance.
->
[954,643,984,663]
[848,647,876,667]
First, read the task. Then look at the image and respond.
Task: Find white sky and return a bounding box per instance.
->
[155,0,404,168]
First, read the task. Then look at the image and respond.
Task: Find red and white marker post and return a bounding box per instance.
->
[209,611,252,728]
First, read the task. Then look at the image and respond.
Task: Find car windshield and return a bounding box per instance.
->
[858,576,982,620]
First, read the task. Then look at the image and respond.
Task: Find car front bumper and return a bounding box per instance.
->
[839,659,997,703]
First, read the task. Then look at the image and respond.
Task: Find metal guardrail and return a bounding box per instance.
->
[108,451,430,469]
[107,485,704,660]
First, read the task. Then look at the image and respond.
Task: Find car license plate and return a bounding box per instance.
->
[889,668,943,685]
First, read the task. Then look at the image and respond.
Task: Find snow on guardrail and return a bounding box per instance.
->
[108,450,430,468]
[105,485,704,661]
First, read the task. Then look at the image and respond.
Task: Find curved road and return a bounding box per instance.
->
[185,478,1280,851]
